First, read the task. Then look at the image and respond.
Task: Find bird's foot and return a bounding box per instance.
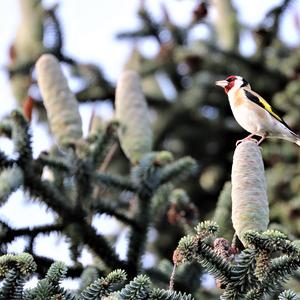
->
[235,137,258,147]
[257,135,267,145]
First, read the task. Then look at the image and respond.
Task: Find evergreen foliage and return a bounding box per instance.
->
[278,290,298,300]
[175,224,300,299]
[80,269,127,300]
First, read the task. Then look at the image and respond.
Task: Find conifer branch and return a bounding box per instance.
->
[175,222,231,286]
[150,288,194,300]
[36,152,71,172]
[118,274,151,300]
[0,269,25,300]
[0,222,64,244]
[25,261,68,299]
[0,121,12,138]
[26,177,74,217]
[0,151,14,170]
[6,108,123,273]
[44,6,64,53]
[11,110,33,166]
[0,253,36,278]
[0,166,23,206]
[74,157,93,209]
[81,269,126,299]
[159,156,198,185]
[243,230,299,254]
[194,220,219,240]
[90,121,118,169]
[278,290,298,300]
[73,220,126,271]
[92,202,139,229]
[223,249,258,298]
[45,261,67,285]
[250,255,300,297]
[126,152,175,277]
[25,176,124,270]
[31,254,83,278]
[195,240,232,284]
[145,268,192,293]
[126,191,152,278]
[95,173,137,192]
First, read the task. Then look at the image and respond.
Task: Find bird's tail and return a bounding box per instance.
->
[290,132,300,146]
[284,130,300,146]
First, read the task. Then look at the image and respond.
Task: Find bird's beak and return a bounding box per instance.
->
[215,80,228,88]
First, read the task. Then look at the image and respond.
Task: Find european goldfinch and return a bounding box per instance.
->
[216,75,300,146]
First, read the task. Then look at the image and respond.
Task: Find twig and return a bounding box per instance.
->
[169,264,177,290]
[31,254,83,278]
[99,143,118,172]
[0,223,64,244]
[93,203,139,229]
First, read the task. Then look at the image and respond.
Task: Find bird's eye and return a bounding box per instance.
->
[241,79,248,87]
[226,76,235,82]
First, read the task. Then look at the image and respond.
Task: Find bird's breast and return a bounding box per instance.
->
[228,93,266,134]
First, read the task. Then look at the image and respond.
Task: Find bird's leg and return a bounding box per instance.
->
[235,133,257,146]
[257,134,267,145]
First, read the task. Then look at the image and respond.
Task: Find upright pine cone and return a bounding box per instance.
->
[115,70,152,164]
[14,0,44,65]
[212,0,239,51]
[36,54,83,148]
[231,141,269,246]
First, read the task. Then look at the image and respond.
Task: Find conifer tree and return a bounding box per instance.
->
[1,0,300,299]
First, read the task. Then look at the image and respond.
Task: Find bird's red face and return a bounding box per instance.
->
[215,75,238,94]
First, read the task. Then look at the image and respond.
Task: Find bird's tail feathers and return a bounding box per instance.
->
[287,130,300,146]
[291,133,300,146]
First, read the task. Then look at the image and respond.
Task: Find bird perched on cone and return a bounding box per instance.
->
[216,75,300,146]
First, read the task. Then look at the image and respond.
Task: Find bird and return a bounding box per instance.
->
[215,75,300,146]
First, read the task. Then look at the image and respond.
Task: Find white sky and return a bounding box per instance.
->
[0,0,300,289]
[1,0,300,116]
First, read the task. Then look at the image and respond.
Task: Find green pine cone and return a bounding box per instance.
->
[212,0,239,51]
[231,141,269,246]
[115,70,152,164]
[13,0,44,65]
[36,54,83,148]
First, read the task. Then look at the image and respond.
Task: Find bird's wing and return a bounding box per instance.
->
[243,88,293,130]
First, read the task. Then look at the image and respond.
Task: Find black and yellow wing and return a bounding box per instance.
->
[244,89,292,130]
